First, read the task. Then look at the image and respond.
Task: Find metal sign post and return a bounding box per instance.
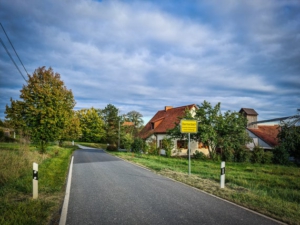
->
[180,120,197,176]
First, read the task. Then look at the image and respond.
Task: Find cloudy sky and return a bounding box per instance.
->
[1,0,299,124]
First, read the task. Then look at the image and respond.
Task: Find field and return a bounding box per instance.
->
[109,151,300,225]
[1,140,299,225]
[0,141,77,225]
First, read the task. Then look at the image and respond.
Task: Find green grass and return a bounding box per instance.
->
[0,141,77,225]
[110,152,300,225]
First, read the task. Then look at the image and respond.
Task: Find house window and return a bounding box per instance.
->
[177,140,187,149]
[159,140,163,149]
[151,122,154,129]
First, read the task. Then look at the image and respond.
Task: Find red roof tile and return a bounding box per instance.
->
[248,125,279,147]
[123,121,134,126]
[139,104,196,139]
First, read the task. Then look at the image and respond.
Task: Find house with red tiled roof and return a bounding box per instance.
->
[247,125,279,149]
[240,108,279,149]
[139,104,209,156]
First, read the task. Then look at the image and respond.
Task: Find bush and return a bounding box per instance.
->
[106,144,117,151]
[193,150,207,160]
[234,146,250,162]
[147,138,159,155]
[250,146,265,163]
[272,145,290,165]
[221,148,234,161]
[161,137,174,158]
[0,129,4,139]
[131,138,144,153]
[122,133,133,151]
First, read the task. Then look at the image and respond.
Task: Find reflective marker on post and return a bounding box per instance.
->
[220,161,225,188]
[33,162,38,199]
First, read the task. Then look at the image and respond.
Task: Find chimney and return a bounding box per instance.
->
[165,106,173,111]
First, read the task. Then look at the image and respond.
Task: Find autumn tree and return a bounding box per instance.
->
[5,67,75,153]
[59,110,81,145]
[76,108,105,143]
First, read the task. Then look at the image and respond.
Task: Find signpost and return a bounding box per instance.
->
[180,120,198,175]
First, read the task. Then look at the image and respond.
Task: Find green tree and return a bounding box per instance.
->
[217,110,251,161]
[59,111,81,145]
[101,104,120,144]
[131,137,144,153]
[273,124,300,165]
[5,67,75,153]
[169,101,250,160]
[125,110,144,137]
[76,108,105,143]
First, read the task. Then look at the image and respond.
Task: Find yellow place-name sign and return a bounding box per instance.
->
[180,120,198,133]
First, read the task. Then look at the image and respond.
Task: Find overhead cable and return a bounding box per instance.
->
[0,22,29,76]
[0,38,27,82]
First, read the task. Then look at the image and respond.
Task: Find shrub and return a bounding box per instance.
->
[147,138,159,155]
[122,133,133,151]
[221,148,234,161]
[131,138,144,153]
[0,129,4,139]
[262,151,273,164]
[193,150,207,160]
[250,146,265,163]
[106,144,117,151]
[161,137,174,158]
[234,146,250,162]
[272,145,290,165]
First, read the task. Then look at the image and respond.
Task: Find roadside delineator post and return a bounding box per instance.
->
[220,161,225,188]
[33,162,38,199]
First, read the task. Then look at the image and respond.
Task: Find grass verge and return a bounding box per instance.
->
[109,152,300,225]
[0,141,77,225]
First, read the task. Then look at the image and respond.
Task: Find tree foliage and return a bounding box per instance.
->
[131,137,144,153]
[101,104,120,144]
[76,108,105,143]
[59,111,81,145]
[168,101,250,160]
[161,136,174,157]
[273,124,300,165]
[5,67,75,152]
[125,110,144,136]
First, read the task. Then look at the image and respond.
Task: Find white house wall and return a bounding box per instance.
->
[153,133,201,156]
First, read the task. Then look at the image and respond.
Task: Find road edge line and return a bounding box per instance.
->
[59,155,74,225]
[108,153,286,225]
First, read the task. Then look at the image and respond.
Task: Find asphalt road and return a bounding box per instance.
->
[65,146,282,225]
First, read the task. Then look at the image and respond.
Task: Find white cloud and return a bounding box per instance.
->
[0,0,299,122]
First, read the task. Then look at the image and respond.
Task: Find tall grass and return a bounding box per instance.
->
[111,152,300,225]
[0,141,77,225]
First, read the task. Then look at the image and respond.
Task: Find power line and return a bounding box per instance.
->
[0,23,29,76]
[0,38,27,82]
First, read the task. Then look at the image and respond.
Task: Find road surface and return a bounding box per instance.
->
[64,146,282,225]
